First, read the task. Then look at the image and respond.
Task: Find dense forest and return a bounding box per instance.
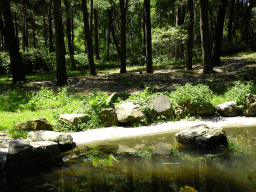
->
[1,0,256,84]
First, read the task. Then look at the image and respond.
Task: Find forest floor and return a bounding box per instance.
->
[18,53,256,95]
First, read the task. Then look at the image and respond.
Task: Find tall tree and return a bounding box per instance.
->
[94,9,99,59]
[53,0,67,86]
[199,0,212,74]
[49,0,54,53]
[120,0,127,73]
[0,0,26,84]
[82,0,96,76]
[212,0,227,67]
[186,0,193,70]
[227,0,235,43]
[63,0,75,70]
[108,8,120,57]
[144,0,153,73]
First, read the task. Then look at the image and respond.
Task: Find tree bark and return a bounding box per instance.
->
[94,9,99,59]
[22,2,28,51]
[53,0,67,86]
[43,12,48,48]
[108,8,120,57]
[63,0,75,70]
[144,0,153,73]
[227,0,235,43]
[0,0,26,83]
[200,0,212,74]
[212,0,227,67]
[48,0,54,53]
[120,0,126,73]
[186,0,193,70]
[30,12,37,49]
[82,0,96,76]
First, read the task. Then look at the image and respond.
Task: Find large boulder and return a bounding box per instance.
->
[59,114,89,125]
[15,118,53,131]
[27,131,74,151]
[175,124,228,150]
[216,101,242,116]
[152,142,172,155]
[243,94,256,116]
[196,103,215,116]
[99,108,118,126]
[115,102,146,123]
[149,96,174,118]
[5,140,63,174]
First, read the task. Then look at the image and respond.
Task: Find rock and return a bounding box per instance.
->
[14,118,53,131]
[149,96,174,118]
[196,103,215,116]
[115,102,146,123]
[59,114,89,125]
[243,94,256,116]
[175,124,228,150]
[27,131,74,152]
[216,101,242,116]
[117,144,145,153]
[5,140,63,174]
[152,142,172,155]
[99,108,118,126]
[173,101,196,118]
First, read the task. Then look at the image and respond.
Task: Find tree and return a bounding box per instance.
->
[94,8,100,59]
[199,0,212,74]
[53,0,67,86]
[212,0,227,67]
[0,0,26,84]
[227,0,235,43]
[82,0,96,76]
[120,0,127,74]
[186,0,193,70]
[49,0,54,53]
[144,0,153,73]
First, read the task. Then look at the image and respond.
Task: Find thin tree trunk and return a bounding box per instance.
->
[1,0,26,83]
[228,0,235,43]
[120,0,126,73]
[94,9,99,59]
[143,5,146,56]
[43,12,48,48]
[53,0,67,86]
[108,8,120,57]
[144,0,153,73]
[82,0,96,76]
[107,21,111,56]
[49,0,54,53]
[63,0,75,70]
[212,0,227,67]
[90,0,93,37]
[200,0,212,74]
[22,3,28,51]
[186,0,193,70]
[30,12,36,49]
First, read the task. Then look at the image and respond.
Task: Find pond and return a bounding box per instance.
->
[2,126,256,192]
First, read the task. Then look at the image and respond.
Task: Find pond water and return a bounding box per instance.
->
[2,126,256,192]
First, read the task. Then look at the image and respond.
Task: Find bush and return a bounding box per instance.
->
[0,52,11,73]
[224,81,256,106]
[169,83,213,106]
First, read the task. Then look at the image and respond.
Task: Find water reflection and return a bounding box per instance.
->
[2,127,256,191]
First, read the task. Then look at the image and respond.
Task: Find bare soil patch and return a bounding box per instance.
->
[21,54,256,95]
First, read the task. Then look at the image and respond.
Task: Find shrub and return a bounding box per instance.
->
[0,52,11,73]
[224,81,256,107]
[169,83,213,106]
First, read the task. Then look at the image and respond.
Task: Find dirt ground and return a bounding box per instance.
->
[18,54,256,95]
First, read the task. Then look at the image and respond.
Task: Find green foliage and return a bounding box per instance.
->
[224,81,256,107]
[152,26,187,58]
[0,52,11,73]
[227,136,252,156]
[20,48,55,74]
[169,83,213,106]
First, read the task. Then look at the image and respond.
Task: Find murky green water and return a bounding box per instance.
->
[3,127,256,192]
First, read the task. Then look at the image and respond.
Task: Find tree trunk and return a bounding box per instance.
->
[48,0,54,53]
[53,0,67,86]
[143,5,146,56]
[90,0,93,37]
[22,3,28,51]
[43,12,48,48]
[144,0,153,73]
[200,0,212,74]
[108,8,120,57]
[82,0,96,76]
[30,12,37,49]
[212,0,227,67]
[120,0,126,73]
[63,0,75,70]
[186,0,193,70]
[0,0,26,84]
[94,9,99,59]
[227,0,235,43]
